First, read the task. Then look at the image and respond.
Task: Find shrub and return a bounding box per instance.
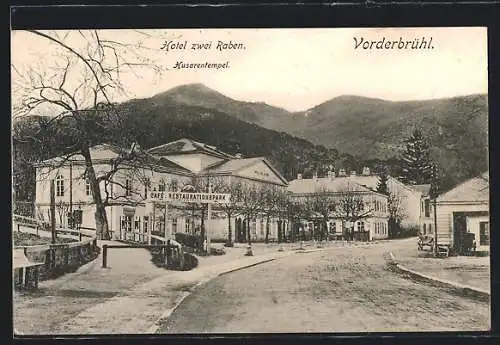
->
[181,253,198,271]
[175,232,202,250]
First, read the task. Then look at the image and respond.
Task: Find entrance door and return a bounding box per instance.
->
[453,213,468,254]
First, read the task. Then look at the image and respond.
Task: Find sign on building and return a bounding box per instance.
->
[148,191,231,204]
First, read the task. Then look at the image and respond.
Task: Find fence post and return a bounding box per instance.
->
[102,244,108,268]
[65,245,69,266]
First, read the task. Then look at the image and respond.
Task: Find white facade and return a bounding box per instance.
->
[294,172,424,229]
[288,177,390,241]
[34,139,289,243]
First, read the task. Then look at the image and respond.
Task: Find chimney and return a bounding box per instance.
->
[297,173,302,180]
[339,168,346,177]
[350,170,357,177]
[362,167,371,176]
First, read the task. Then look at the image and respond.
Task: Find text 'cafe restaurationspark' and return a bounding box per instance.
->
[149,191,230,203]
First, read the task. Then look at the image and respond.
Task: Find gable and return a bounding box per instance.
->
[235,160,286,186]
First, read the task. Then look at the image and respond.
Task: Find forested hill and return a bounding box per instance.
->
[13,86,488,202]
[13,101,348,202]
[151,84,489,191]
[114,98,339,179]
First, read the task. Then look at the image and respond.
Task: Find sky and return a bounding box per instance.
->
[11,27,488,112]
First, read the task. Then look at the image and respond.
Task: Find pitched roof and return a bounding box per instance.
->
[204,157,262,173]
[411,184,432,196]
[36,144,192,175]
[288,177,376,195]
[147,138,235,159]
[437,172,489,203]
[203,157,288,185]
[37,144,122,165]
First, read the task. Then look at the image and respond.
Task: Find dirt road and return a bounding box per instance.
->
[159,239,490,333]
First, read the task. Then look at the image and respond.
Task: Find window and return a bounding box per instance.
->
[357,221,365,232]
[330,222,336,234]
[56,174,64,197]
[185,219,191,234]
[424,199,430,217]
[143,216,149,234]
[159,179,166,192]
[480,222,490,246]
[171,179,178,192]
[172,218,178,234]
[125,179,132,196]
[134,218,140,231]
[429,224,432,234]
[144,178,150,197]
[423,223,427,235]
[260,219,265,236]
[86,180,92,196]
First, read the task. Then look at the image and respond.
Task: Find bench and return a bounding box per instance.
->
[13,248,44,290]
[417,236,434,251]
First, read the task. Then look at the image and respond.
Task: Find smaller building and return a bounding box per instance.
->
[413,184,433,236]
[431,172,489,253]
[287,174,390,241]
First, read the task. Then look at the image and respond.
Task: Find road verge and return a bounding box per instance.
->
[388,252,490,302]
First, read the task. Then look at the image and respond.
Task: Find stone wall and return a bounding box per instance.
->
[14,237,100,283]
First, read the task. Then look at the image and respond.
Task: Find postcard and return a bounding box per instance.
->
[11,27,489,335]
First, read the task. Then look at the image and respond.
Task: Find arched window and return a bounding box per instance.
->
[56,174,64,197]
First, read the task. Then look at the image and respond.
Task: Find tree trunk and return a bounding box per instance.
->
[81,147,110,240]
[265,216,270,244]
[200,207,206,252]
[323,219,328,241]
[226,213,233,246]
[247,218,252,245]
[277,220,282,243]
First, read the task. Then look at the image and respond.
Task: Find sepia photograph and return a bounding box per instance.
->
[11,27,489,335]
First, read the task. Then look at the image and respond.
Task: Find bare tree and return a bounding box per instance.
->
[387,190,407,237]
[240,183,266,245]
[183,175,227,251]
[336,183,372,241]
[12,30,167,239]
[55,200,70,227]
[217,180,244,247]
[261,185,284,244]
[275,189,291,243]
[310,186,336,241]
